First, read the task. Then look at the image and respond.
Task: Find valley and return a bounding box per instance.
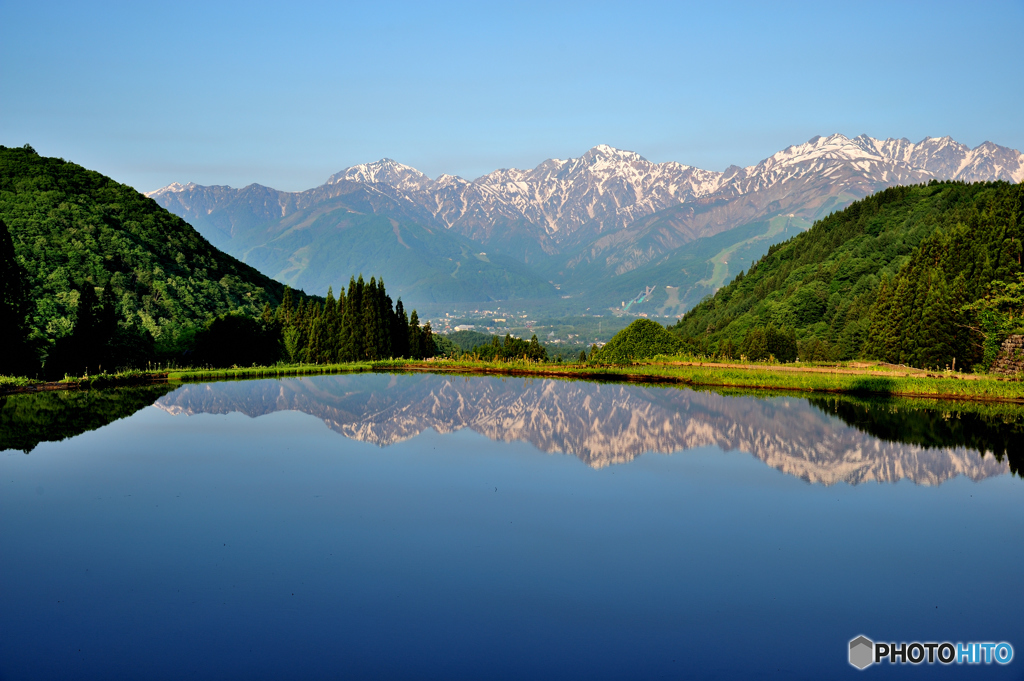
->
[149,135,1024,317]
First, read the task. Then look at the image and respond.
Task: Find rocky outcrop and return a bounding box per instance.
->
[991,335,1024,376]
[149,135,1024,257]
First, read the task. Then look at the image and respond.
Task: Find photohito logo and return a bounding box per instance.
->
[849,636,1013,670]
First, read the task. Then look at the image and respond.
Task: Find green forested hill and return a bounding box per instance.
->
[445,330,496,352]
[0,145,286,366]
[593,319,685,363]
[671,181,1024,371]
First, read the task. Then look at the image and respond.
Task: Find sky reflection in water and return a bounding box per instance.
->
[1,373,1021,680]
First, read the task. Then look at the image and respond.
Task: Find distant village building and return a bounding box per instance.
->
[454,325,475,331]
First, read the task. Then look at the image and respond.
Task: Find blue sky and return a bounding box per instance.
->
[3,0,1022,192]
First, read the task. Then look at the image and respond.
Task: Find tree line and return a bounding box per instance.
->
[1,228,441,376]
[184,275,438,368]
[467,333,548,362]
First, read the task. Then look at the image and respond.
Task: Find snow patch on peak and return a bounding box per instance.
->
[583,144,647,163]
[147,133,1023,256]
[435,173,468,185]
[145,181,198,197]
[327,158,430,188]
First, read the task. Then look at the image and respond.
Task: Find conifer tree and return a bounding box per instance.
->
[527,334,544,361]
[917,276,955,369]
[898,274,930,365]
[300,303,315,363]
[0,219,33,375]
[329,287,345,362]
[408,310,422,360]
[362,277,380,360]
[886,277,915,363]
[324,286,336,325]
[308,314,327,363]
[293,297,309,357]
[376,280,392,359]
[278,286,295,326]
[421,321,436,359]
[346,276,365,361]
[949,272,972,368]
[863,275,892,360]
[392,299,409,358]
[260,302,274,325]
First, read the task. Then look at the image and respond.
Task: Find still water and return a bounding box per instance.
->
[2,373,1022,679]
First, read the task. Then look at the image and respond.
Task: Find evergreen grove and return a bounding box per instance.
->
[671,181,1024,371]
[191,275,438,368]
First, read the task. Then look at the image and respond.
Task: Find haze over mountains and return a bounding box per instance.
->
[149,134,1024,315]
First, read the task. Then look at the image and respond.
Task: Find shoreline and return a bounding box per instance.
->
[381,361,1024,404]
[2,359,1022,404]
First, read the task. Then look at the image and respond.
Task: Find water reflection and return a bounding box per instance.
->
[150,373,1019,485]
[809,396,1023,476]
[0,384,175,453]
[4,374,1019,485]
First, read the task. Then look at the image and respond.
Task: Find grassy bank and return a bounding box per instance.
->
[0,363,375,396]
[166,363,375,382]
[0,375,41,390]
[4,357,1023,403]
[371,357,1024,403]
[0,370,162,395]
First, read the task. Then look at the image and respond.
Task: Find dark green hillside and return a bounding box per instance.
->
[592,319,685,363]
[445,330,496,351]
[672,181,1024,370]
[0,145,286,366]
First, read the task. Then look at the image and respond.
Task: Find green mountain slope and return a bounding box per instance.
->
[671,181,1024,369]
[222,200,556,306]
[554,214,810,317]
[154,184,557,310]
[0,145,286,362]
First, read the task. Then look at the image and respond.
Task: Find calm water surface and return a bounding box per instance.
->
[2,374,1022,679]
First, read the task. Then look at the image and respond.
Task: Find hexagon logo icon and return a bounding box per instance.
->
[849,636,874,670]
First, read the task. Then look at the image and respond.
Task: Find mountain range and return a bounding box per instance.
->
[149,134,1024,315]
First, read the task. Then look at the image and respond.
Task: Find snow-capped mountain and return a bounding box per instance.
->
[149,134,1024,251]
[147,134,1024,310]
[322,144,725,250]
[304,134,1024,249]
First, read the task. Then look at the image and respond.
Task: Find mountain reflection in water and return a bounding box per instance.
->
[151,373,1020,485]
